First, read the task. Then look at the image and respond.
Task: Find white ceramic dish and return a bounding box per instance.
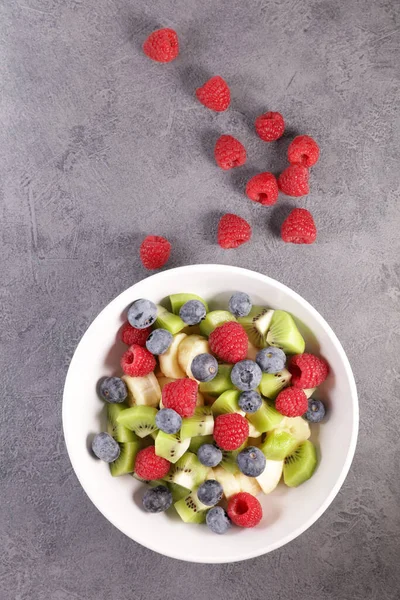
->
[63,265,358,563]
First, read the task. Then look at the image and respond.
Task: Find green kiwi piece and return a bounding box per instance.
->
[247,399,284,433]
[260,429,298,461]
[180,407,214,441]
[170,293,209,315]
[116,406,158,438]
[110,441,140,476]
[155,305,186,335]
[199,364,234,397]
[165,452,208,490]
[168,482,192,502]
[283,440,317,487]
[199,310,236,337]
[155,431,190,463]
[237,306,275,348]
[174,492,208,523]
[107,403,138,443]
[266,310,305,354]
[188,434,214,453]
[211,390,242,416]
[220,449,241,474]
[259,369,292,400]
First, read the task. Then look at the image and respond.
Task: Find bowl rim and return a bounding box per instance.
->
[62,264,359,563]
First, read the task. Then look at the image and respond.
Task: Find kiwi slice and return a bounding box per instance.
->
[211,390,243,416]
[116,406,158,438]
[247,399,284,433]
[266,310,305,354]
[180,407,214,441]
[110,441,140,476]
[155,431,190,463]
[199,364,234,397]
[165,452,208,490]
[188,434,214,453]
[283,440,317,487]
[170,293,209,315]
[199,310,236,337]
[168,482,192,502]
[220,449,241,474]
[174,492,208,523]
[260,429,298,461]
[155,305,186,335]
[238,306,274,348]
[259,369,292,400]
[107,403,138,443]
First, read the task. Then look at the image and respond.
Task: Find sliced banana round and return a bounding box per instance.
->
[235,472,262,496]
[212,466,241,499]
[177,334,210,379]
[159,332,187,379]
[256,459,283,494]
[122,373,161,408]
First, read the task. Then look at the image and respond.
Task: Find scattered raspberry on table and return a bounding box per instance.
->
[214,135,246,170]
[278,165,309,197]
[142,28,179,63]
[281,208,317,244]
[218,213,252,249]
[196,76,230,112]
[245,172,279,206]
[140,235,171,270]
[288,135,320,167]
[255,111,285,141]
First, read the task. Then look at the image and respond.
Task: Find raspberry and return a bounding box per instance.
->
[289,353,329,388]
[162,378,198,417]
[281,208,316,244]
[217,214,252,249]
[255,112,285,142]
[227,492,263,528]
[140,235,171,270]
[275,387,308,417]
[214,135,246,170]
[288,135,320,168]
[213,413,249,451]
[278,165,309,197]
[245,172,279,206]
[121,344,156,377]
[209,321,248,363]
[134,446,170,480]
[120,322,151,347]
[196,76,230,112]
[142,28,179,63]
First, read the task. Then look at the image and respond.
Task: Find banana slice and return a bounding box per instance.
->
[212,466,241,499]
[246,340,259,361]
[235,472,262,496]
[279,416,311,443]
[122,373,161,408]
[159,332,187,379]
[304,387,316,399]
[247,421,263,438]
[196,391,205,407]
[177,334,210,379]
[256,459,283,494]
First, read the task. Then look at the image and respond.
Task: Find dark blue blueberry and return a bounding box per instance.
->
[155,408,182,434]
[146,329,173,355]
[304,399,326,423]
[206,506,231,534]
[197,480,223,506]
[230,360,262,391]
[238,390,262,413]
[237,446,266,477]
[197,444,223,467]
[92,432,120,463]
[191,353,218,382]
[179,300,206,325]
[99,376,127,403]
[256,347,286,374]
[228,292,252,317]
[143,485,173,513]
[127,299,157,329]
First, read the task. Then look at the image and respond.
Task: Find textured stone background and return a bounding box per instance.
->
[1,0,400,598]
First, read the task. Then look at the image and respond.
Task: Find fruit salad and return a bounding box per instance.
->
[91,292,329,534]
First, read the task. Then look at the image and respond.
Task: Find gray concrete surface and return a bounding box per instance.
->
[1,0,400,598]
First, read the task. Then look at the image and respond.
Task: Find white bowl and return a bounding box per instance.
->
[63,265,358,563]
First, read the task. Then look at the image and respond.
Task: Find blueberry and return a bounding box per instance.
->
[304,399,326,423]
[99,376,127,403]
[146,329,173,355]
[142,485,173,513]
[197,480,223,506]
[238,390,262,413]
[230,360,262,391]
[256,347,286,374]
[127,299,157,329]
[191,353,218,382]
[206,506,231,534]
[155,408,182,434]
[92,432,120,463]
[237,446,266,477]
[197,444,222,467]
[179,300,206,325]
[228,292,252,317]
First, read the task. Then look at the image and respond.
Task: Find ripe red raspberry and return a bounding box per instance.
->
[288,135,320,168]
[140,235,171,270]
[209,321,248,363]
[217,214,252,249]
[162,378,198,417]
[255,112,285,142]
[289,353,329,388]
[214,135,246,170]
[278,165,309,197]
[142,28,179,63]
[281,208,316,244]
[120,322,151,347]
[227,492,263,528]
[134,446,170,480]
[196,76,230,112]
[275,387,308,417]
[245,172,279,206]
[213,413,249,451]
[121,344,156,377]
